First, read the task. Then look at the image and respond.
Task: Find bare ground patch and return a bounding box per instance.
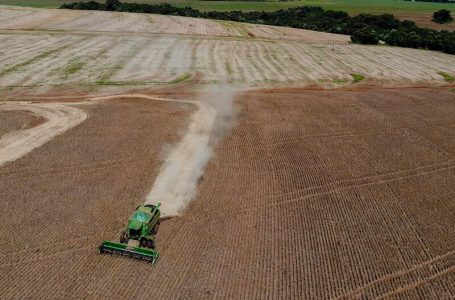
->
[1,87,454,298]
[0,109,44,137]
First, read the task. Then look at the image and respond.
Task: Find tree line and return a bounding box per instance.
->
[60,1,455,54]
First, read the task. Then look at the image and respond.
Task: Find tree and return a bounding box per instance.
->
[433,9,453,24]
[442,33,455,54]
[351,28,379,45]
[105,0,120,11]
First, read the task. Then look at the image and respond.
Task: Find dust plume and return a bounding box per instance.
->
[145,84,241,217]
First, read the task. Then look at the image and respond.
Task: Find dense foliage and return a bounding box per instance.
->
[61,1,455,54]
[433,9,453,23]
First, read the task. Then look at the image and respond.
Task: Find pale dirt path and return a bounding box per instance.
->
[0,102,87,167]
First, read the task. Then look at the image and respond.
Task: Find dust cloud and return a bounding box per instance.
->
[145,85,241,217]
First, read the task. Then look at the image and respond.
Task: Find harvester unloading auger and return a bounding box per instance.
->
[99,203,161,264]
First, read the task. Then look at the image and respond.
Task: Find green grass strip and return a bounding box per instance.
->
[351,73,365,83]
[0,45,67,77]
[438,71,455,82]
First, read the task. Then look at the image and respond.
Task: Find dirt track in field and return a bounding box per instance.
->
[1,87,454,299]
[0,102,87,167]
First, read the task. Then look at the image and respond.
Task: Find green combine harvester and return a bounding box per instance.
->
[99,203,161,264]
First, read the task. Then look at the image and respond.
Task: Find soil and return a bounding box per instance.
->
[0,96,193,299]
[1,7,454,299]
[1,87,454,298]
[0,109,42,137]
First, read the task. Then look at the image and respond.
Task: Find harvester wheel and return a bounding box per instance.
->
[147,240,153,248]
[150,240,156,249]
[120,231,127,243]
[153,222,160,234]
[140,239,147,247]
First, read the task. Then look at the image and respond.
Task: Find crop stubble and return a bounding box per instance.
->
[0,97,193,299]
[1,6,455,299]
[0,87,454,298]
[154,87,455,299]
[1,7,455,98]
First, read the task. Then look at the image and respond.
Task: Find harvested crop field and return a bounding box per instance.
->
[1,6,455,98]
[0,97,193,298]
[1,5,455,299]
[1,87,455,298]
[0,6,350,42]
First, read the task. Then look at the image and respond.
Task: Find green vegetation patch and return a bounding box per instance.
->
[333,78,349,84]
[4,0,454,14]
[63,59,85,77]
[0,0,65,8]
[0,46,66,77]
[351,73,365,83]
[95,80,150,86]
[225,61,233,75]
[95,73,192,86]
[438,71,455,82]
[169,73,192,84]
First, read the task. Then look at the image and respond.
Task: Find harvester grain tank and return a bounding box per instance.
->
[99,203,161,264]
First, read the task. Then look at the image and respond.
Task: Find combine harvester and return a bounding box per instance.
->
[99,203,161,264]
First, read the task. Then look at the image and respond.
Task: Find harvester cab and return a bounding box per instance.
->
[99,203,161,264]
